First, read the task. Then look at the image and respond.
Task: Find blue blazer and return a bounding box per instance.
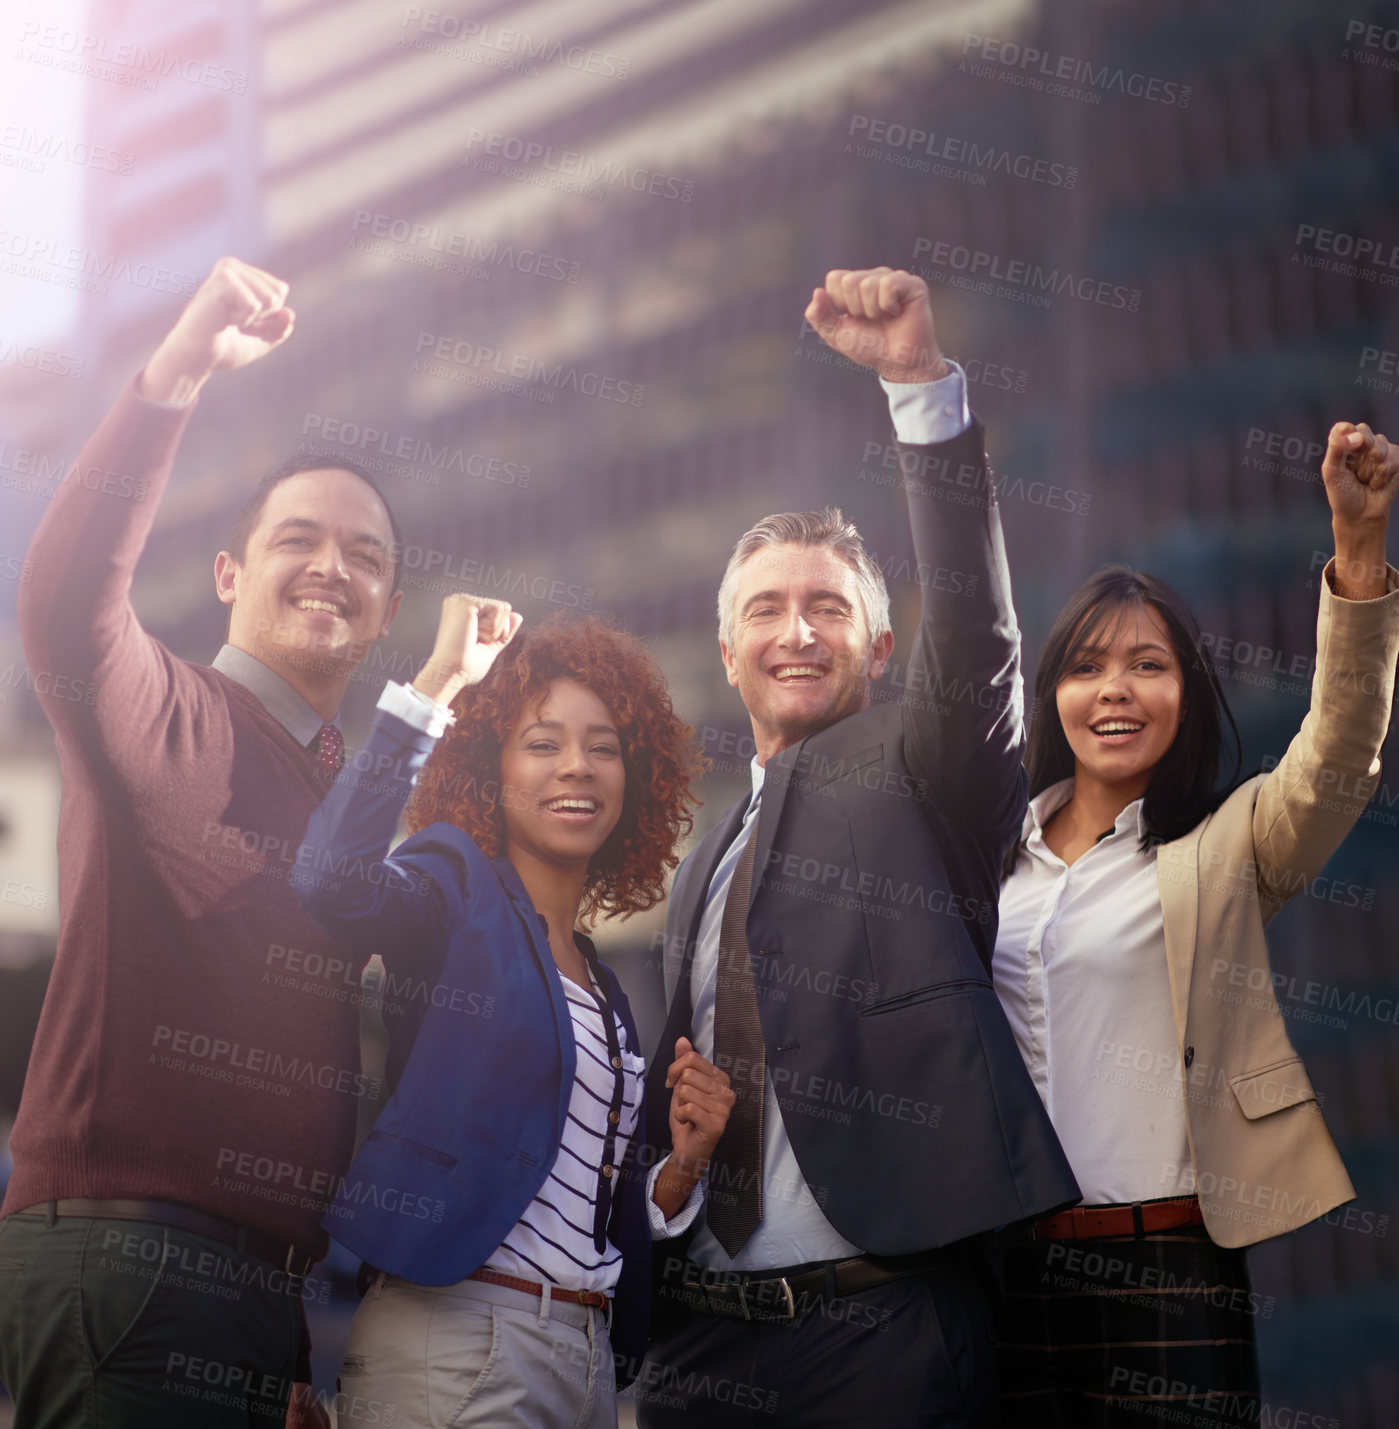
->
[293,709,651,1380]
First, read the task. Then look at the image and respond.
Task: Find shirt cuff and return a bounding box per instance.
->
[880,361,970,445]
[646,1157,705,1240]
[377,681,454,738]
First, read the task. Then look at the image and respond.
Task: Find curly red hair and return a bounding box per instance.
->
[406,614,703,924]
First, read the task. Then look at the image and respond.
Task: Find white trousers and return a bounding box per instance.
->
[336,1272,619,1429]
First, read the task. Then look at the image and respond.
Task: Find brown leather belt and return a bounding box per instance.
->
[1031,1196,1204,1241]
[28,1198,317,1277]
[468,1267,609,1310]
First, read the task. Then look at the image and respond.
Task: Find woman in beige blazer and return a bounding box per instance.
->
[993,419,1399,1429]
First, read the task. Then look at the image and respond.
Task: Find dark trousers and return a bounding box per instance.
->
[0,1210,306,1428]
[635,1257,999,1428]
[997,1226,1261,1429]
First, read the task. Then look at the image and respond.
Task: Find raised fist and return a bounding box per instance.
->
[412,595,523,708]
[140,257,295,404]
[1321,421,1398,530]
[650,1036,737,1220]
[666,1036,736,1172]
[804,266,947,383]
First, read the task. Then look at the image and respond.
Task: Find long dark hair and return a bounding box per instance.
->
[1018,567,1242,863]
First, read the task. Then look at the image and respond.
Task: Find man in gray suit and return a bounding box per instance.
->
[636,266,1079,1427]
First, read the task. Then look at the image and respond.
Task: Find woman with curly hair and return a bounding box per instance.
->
[294,595,733,1428]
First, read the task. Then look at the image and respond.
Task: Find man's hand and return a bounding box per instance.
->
[140,257,295,404]
[650,1037,735,1220]
[412,594,523,708]
[805,267,948,383]
[1322,422,1396,600]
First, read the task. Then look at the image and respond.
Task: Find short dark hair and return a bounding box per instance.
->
[1022,566,1241,855]
[229,454,404,592]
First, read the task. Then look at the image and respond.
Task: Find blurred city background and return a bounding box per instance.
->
[2,0,1398,1422]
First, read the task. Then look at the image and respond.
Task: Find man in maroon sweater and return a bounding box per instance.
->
[0,258,403,1426]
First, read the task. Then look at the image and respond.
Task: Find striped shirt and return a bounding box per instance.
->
[487,974,644,1293]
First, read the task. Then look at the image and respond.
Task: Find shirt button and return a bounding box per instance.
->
[608,1110,620,1125]
[1184,1046,1195,1068]
[611,1055,623,1070]
[602,1164,614,1179]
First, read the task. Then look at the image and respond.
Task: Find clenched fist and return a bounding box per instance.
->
[1321,422,1396,601]
[650,1037,736,1221]
[805,266,948,383]
[140,257,295,404]
[412,594,523,708]
[1322,422,1398,530]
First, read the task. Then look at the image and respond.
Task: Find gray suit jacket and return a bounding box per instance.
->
[646,420,1080,1254]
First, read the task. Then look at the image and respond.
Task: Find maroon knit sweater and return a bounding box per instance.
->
[5,383,374,1257]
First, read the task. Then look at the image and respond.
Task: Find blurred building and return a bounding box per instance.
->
[2,0,1398,1417]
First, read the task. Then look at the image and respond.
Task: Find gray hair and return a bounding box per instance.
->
[716,507,892,651]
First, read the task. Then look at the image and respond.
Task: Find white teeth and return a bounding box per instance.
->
[295,598,343,615]
[546,798,598,813]
[1093,723,1142,736]
[774,666,824,680]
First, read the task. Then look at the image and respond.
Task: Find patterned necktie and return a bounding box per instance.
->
[706,817,765,1256]
[315,723,344,774]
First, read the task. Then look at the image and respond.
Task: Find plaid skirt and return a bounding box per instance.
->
[997,1223,1262,1429]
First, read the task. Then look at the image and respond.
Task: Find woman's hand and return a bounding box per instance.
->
[650,1037,736,1220]
[1322,422,1397,599]
[283,1382,330,1429]
[412,594,523,707]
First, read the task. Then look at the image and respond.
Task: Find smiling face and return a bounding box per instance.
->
[720,542,893,764]
[1054,602,1186,804]
[498,678,626,881]
[215,467,401,673]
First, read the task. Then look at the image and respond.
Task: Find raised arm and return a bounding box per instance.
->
[293,595,522,956]
[806,267,1025,835]
[17,258,294,739]
[1254,421,1399,917]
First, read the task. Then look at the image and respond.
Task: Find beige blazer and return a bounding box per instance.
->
[1155,566,1399,1247]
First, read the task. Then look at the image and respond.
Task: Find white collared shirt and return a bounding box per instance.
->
[993,779,1193,1205]
[646,760,863,1265]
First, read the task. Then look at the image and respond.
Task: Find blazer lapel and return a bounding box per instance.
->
[674,799,748,975]
[653,796,749,1054]
[749,742,800,910]
[495,858,575,1082]
[649,797,752,1144]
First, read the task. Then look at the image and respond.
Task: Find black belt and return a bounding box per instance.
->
[678,1251,954,1323]
[24,1198,317,1278]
